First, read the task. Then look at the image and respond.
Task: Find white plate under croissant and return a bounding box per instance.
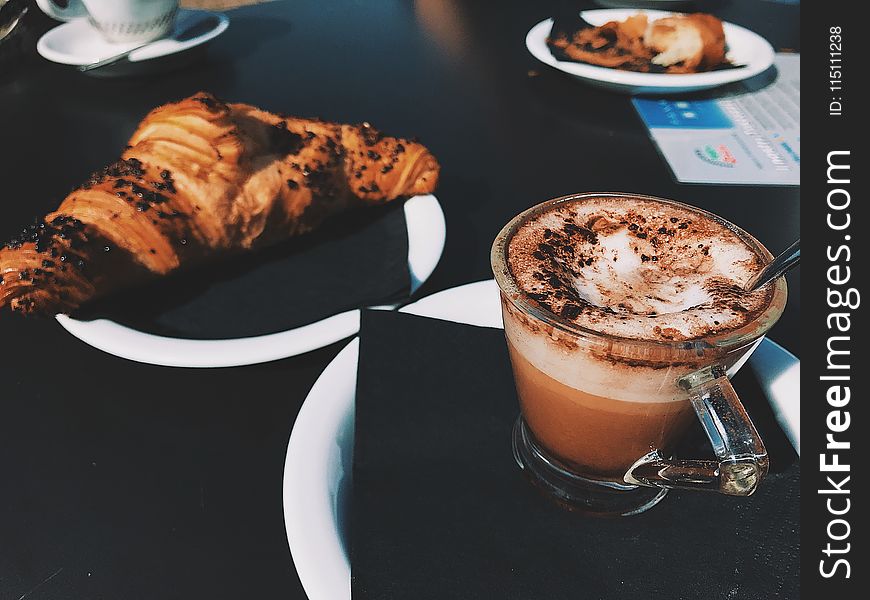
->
[526,9,776,95]
[55,194,445,368]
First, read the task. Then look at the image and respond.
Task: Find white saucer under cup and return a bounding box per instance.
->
[36,8,229,77]
[282,279,800,600]
[35,0,179,44]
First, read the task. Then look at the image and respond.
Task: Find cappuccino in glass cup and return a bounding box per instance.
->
[491,193,787,515]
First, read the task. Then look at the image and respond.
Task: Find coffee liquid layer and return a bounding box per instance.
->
[508,343,695,477]
[508,196,772,342]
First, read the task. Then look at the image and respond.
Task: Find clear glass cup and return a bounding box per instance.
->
[491,193,787,516]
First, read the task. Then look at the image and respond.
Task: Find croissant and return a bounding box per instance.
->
[0,92,440,315]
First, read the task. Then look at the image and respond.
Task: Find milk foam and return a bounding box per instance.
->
[507,196,772,342]
[503,304,693,403]
[502,196,773,403]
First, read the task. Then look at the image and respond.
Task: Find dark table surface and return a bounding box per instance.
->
[0,1,799,598]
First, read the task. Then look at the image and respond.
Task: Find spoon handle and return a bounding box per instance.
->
[76,15,221,73]
[745,238,800,292]
[78,43,151,72]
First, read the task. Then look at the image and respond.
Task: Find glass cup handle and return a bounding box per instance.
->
[625,365,769,496]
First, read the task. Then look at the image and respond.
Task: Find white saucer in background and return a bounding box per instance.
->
[37,9,229,75]
[55,194,446,368]
[282,279,801,600]
[526,8,776,95]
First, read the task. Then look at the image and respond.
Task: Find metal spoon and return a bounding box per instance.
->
[744,239,800,292]
[78,15,221,73]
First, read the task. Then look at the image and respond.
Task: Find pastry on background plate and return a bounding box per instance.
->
[0,92,440,315]
[548,12,734,73]
[644,13,727,72]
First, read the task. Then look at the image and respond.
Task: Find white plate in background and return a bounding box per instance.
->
[525,9,776,95]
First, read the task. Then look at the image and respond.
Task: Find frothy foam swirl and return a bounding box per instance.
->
[507,196,773,342]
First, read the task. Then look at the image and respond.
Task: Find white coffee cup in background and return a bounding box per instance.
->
[35,0,179,44]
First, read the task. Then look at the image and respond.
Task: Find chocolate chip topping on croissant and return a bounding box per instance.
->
[0,92,440,315]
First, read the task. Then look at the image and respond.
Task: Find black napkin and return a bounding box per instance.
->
[73,203,410,339]
[353,310,799,600]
